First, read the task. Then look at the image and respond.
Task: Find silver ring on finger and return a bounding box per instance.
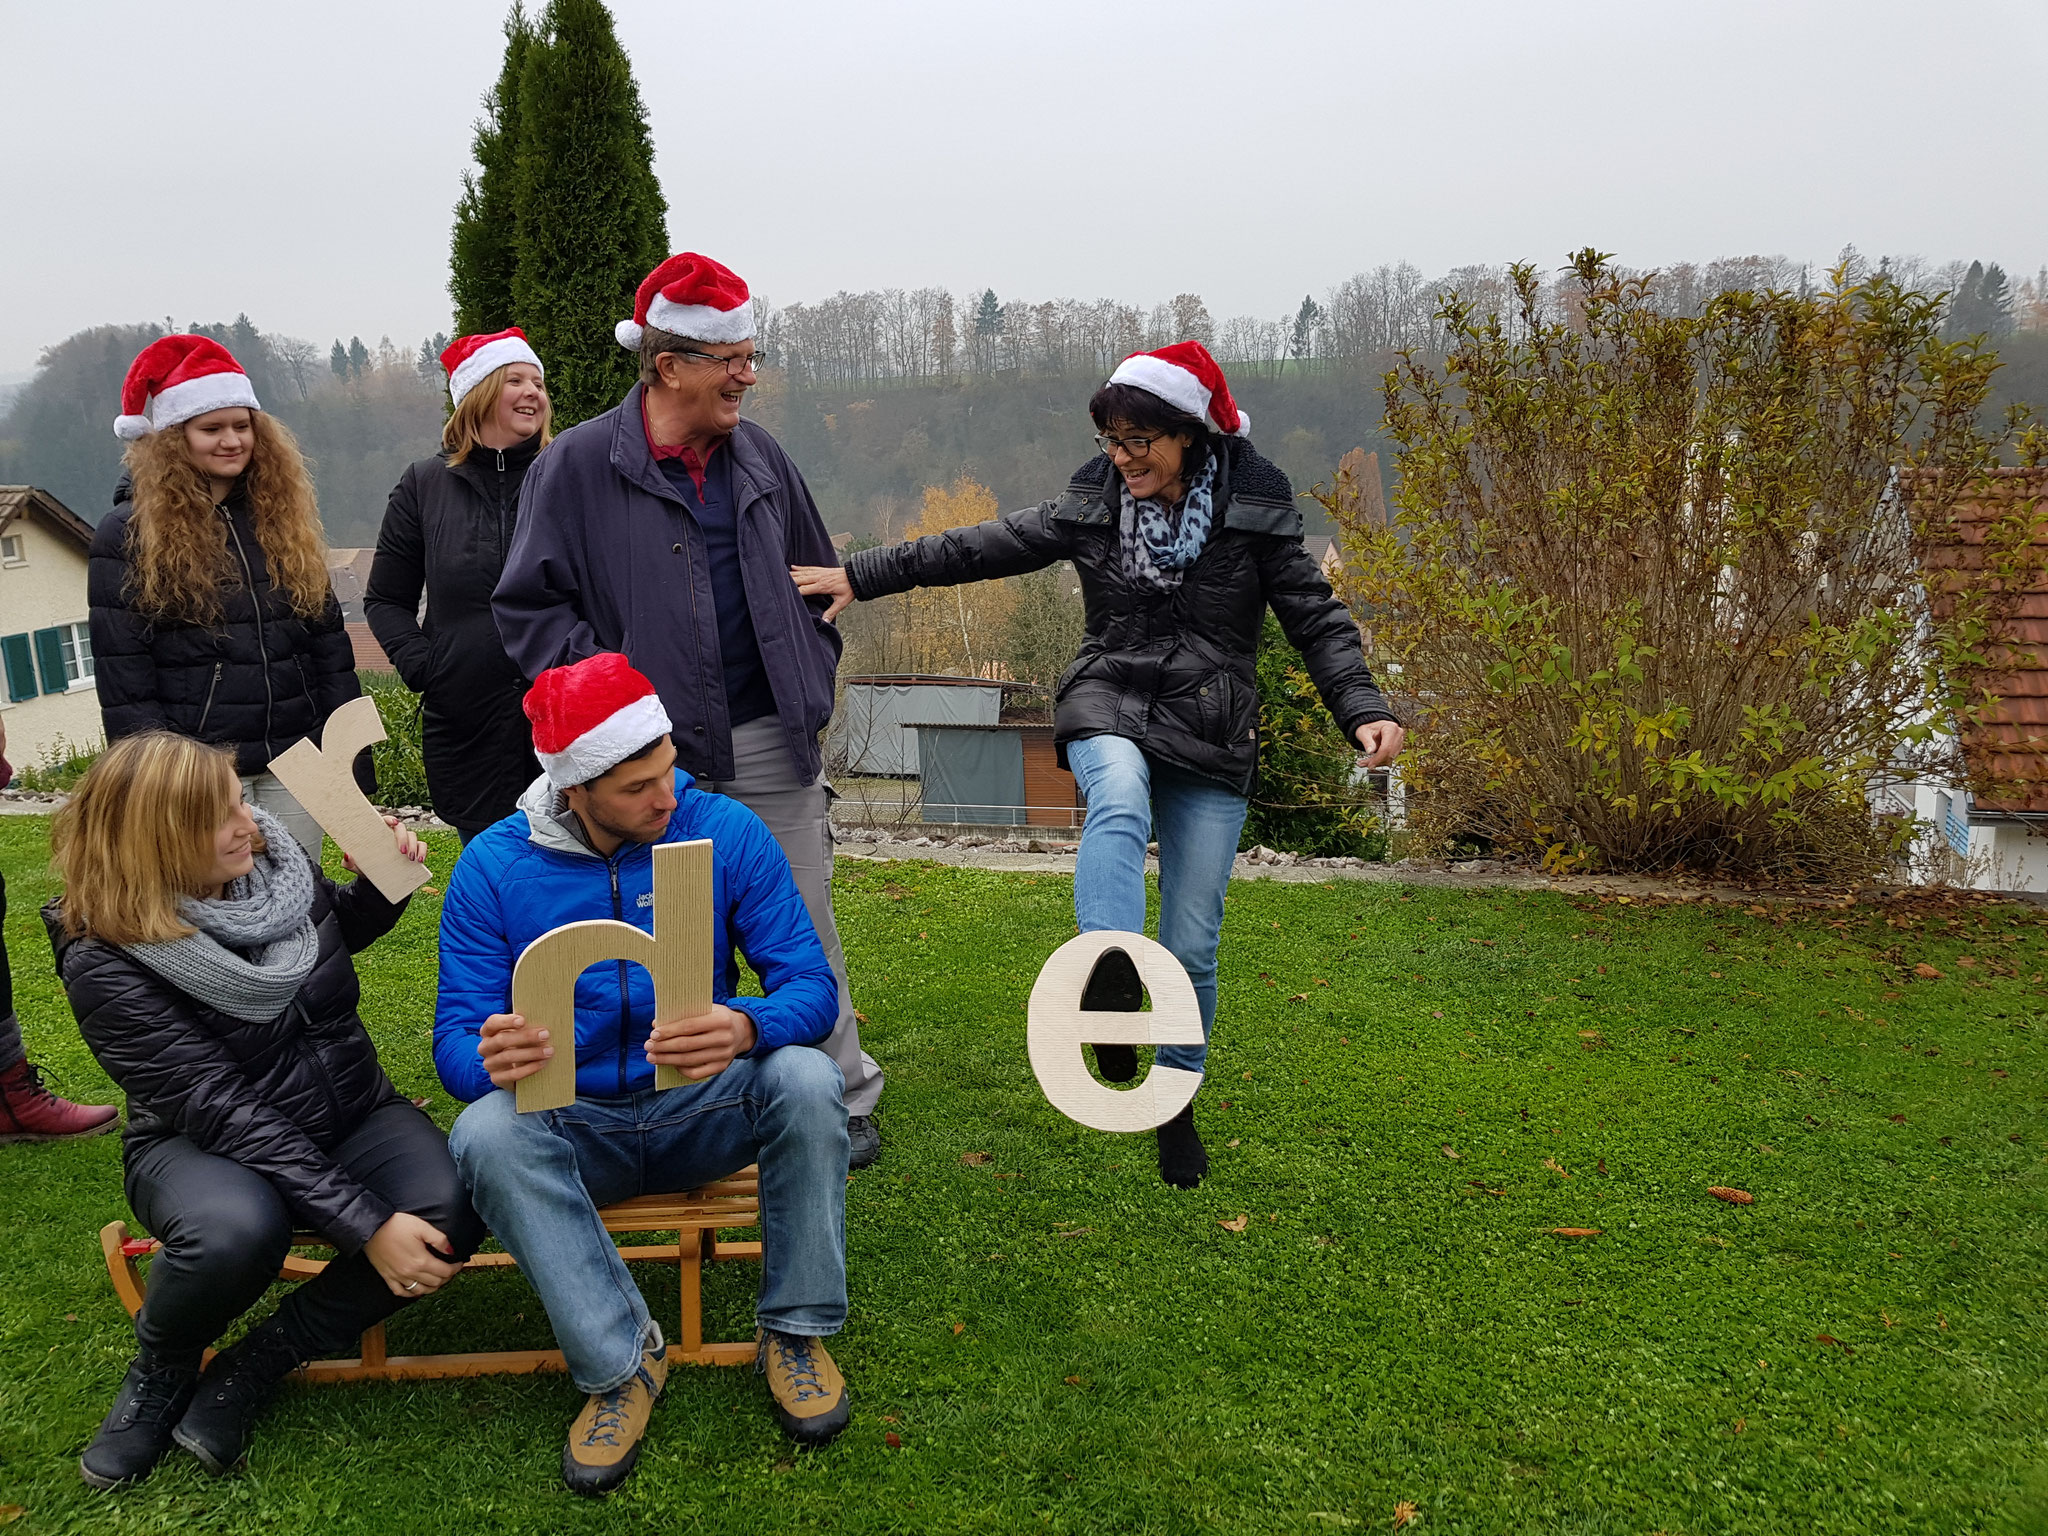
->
[403,1279,420,1291]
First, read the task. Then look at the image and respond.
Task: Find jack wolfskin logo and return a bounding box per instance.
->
[637,891,656,908]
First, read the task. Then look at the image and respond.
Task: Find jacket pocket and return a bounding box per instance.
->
[196,661,224,734]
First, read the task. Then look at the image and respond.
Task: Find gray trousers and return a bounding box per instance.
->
[706,717,883,1117]
[240,772,322,860]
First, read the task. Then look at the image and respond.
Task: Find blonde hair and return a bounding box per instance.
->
[442,363,553,466]
[52,733,256,946]
[121,412,331,624]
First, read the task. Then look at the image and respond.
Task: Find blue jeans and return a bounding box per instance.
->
[449,1047,848,1393]
[1064,735,1249,1076]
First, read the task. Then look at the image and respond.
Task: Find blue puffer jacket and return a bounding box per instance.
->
[433,770,838,1103]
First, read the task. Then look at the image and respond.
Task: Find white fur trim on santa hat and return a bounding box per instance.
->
[115,370,263,440]
[1109,352,1254,439]
[537,690,673,789]
[644,291,755,344]
[448,334,543,409]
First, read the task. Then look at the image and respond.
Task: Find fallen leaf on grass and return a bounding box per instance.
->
[1286,992,1310,1003]
[1814,1333,1856,1355]
[1880,1311,1895,1329]
[961,1152,991,1165]
[1596,1158,1608,1175]
[1064,1375,1083,1386]
[1709,1186,1755,1205]
[1220,1214,1250,1232]
[1888,1114,1906,1125]
[64,1312,76,1322]
[1913,962,1943,980]
[1440,1144,1462,1159]
[1228,1138,1241,1147]
[1734,1417,1747,1433]
[1241,1070,1254,1080]
[1552,1227,1602,1238]
[0,1509,23,1527]
[1467,1181,1504,1197]
[1543,1158,1570,1179]
[952,1323,965,1335]
[854,1009,871,1024]
[1468,938,1496,947]
[1339,1036,1350,1045]
[1394,1501,1421,1529]
[884,1431,902,1449]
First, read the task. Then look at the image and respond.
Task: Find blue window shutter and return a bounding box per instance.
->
[33,627,67,693]
[1,634,36,702]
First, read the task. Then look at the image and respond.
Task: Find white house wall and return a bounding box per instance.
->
[0,513,100,771]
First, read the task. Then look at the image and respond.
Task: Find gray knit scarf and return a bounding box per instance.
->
[126,807,320,1022]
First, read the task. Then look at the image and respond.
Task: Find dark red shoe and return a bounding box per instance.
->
[0,1057,118,1143]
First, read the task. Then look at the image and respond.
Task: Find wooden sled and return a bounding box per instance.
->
[99,1167,763,1382]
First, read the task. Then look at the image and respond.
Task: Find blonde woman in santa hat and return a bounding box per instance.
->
[365,329,551,842]
[794,342,1406,1188]
[91,336,363,856]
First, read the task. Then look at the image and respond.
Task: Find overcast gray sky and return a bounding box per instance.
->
[3,0,2043,377]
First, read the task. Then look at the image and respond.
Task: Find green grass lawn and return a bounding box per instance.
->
[1,815,2043,1535]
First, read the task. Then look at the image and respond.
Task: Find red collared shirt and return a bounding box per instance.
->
[642,398,724,495]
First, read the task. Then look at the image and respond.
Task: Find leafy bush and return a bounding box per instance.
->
[1242,612,1387,859]
[359,671,432,810]
[1329,251,2037,881]
[12,737,101,794]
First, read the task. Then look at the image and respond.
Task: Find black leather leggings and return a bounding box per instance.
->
[124,1098,483,1364]
[0,872,20,1069]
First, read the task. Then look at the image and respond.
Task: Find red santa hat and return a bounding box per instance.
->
[1106,341,1250,439]
[113,335,262,441]
[440,327,544,409]
[524,653,674,789]
[615,252,754,349]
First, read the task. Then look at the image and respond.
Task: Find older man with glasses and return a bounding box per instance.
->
[494,252,885,1167]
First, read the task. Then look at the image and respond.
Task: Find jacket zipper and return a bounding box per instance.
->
[609,853,630,1093]
[196,661,224,734]
[220,506,276,757]
[294,1003,348,1129]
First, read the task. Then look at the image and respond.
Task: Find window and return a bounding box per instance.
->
[32,622,93,693]
[0,534,22,565]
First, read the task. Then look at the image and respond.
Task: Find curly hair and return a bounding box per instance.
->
[121,412,330,624]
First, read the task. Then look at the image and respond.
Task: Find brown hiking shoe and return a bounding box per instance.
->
[756,1328,850,1446]
[561,1338,667,1497]
[0,1057,117,1144]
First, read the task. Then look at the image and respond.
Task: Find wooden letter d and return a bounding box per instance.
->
[512,840,714,1113]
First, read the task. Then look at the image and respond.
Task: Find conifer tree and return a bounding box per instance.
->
[450,4,535,335]
[510,0,668,425]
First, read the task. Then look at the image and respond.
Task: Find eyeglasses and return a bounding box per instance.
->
[673,347,764,379]
[1094,431,1162,458]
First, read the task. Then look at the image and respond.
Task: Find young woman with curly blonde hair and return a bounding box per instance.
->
[90,336,364,854]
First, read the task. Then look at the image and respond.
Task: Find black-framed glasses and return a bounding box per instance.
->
[1095,431,1161,458]
[674,347,764,378]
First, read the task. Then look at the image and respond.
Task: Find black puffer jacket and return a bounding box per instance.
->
[90,480,363,780]
[847,438,1395,794]
[364,440,541,835]
[45,876,410,1254]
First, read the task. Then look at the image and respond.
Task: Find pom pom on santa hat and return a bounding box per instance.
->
[524,652,674,790]
[440,327,544,408]
[112,335,262,441]
[615,252,754,350]
[1106,340,1250,439]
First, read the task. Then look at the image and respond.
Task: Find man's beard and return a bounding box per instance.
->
[582,799,665,846]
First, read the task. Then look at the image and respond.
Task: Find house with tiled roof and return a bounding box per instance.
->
[1897,467,2048,888]
[0,487,100,770]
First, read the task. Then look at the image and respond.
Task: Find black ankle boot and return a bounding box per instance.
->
[1082,947,1143,1083]
[172,1319,305,1475]
[80,1352,199,1489]
[1156,1100,1208,1189]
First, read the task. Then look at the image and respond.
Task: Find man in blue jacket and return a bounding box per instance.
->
[492,251,885,1169]
[437,654,850,1496]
